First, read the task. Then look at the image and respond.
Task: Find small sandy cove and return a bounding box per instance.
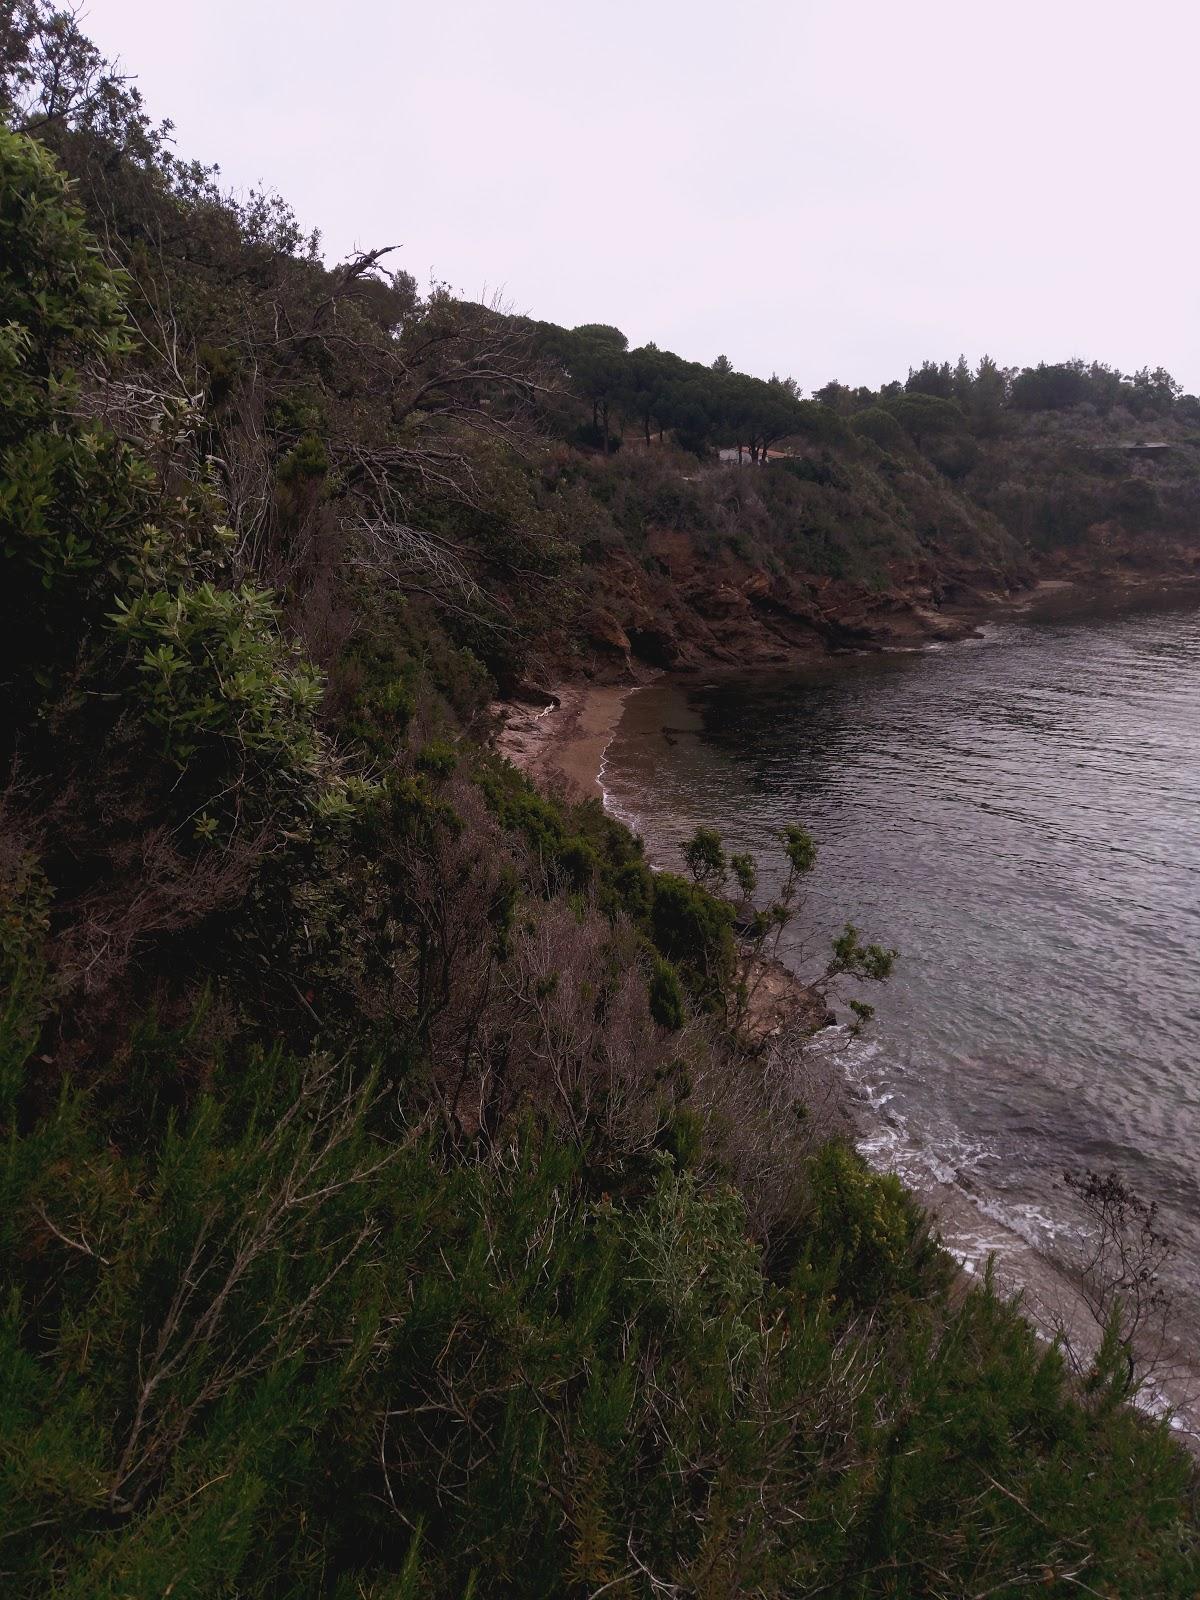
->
[492,681,648,800]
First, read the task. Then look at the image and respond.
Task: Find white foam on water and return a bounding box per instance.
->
[813,1026,1091,1295]
[595,686,642,819]
[822,1031,1200,1438]
[974,1194,1070,1252]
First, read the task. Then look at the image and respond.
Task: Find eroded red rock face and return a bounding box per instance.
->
[567,528,1010,680]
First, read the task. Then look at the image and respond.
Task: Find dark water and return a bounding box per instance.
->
[602,590,1200,1332]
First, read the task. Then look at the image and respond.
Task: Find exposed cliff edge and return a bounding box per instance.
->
[511,434,1200,685]
[508,524,1200,701]
[574,533,1003,674]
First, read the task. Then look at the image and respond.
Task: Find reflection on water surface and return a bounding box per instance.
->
[603,590,1200,1327]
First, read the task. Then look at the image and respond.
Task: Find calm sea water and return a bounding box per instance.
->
[602,589,1200,1328]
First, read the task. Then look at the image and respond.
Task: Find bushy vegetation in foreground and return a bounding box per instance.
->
[1,10,1198,1595]
[6,1043,1198,1598]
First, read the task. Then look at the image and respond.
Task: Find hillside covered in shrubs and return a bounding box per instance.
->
[501,325,1200,676]
[2,7,1199,1596]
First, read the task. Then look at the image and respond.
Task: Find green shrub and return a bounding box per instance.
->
[111,582,325,835]
[414,739,458,779]
[658,1103,704,1167]
[612,859,654,922]
[650,870,735,1012]
[806,1142,926,1303]
[0,125,150,715]
[276,432,330,484]
[557,834,598,890]
[647,952,685,1029]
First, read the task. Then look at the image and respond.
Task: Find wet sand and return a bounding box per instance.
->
[493,680,651,800]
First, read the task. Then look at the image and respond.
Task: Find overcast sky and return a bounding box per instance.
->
[80,0,1200,393]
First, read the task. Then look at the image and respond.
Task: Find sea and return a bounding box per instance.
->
[601,585,1200,1429]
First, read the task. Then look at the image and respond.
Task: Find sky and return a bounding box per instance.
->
[79,0,1200,394]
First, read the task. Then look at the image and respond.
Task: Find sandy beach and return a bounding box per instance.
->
[493,679,652,800]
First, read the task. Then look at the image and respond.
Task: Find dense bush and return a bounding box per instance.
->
[4,1036,1197,1597]
[0,124,146,717]
[650,871,737,1013]
[112,583,326,836]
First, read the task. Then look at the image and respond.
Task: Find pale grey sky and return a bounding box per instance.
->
[80,0,1200,393]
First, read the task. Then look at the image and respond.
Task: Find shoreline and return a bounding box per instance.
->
[493,676,659,801]
[492,573,1200,798]
[492,575,1200,1445]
